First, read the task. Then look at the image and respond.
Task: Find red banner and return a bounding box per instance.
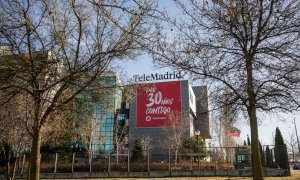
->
[136,81,182,128]
[228,132,240,137]
[228,127,241,137]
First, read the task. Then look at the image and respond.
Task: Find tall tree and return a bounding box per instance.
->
[286,131,297,163]
[247,135,251,146]
[151,0,300,179]
[0,0,158,179]
[131,137,144,162]
[259,141,265,167]
[274,127,289,169]
[180,135,205,157]
[265,145,273,167]
[275,127,285,145]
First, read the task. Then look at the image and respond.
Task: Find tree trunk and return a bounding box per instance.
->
[292,150,295,163]
[246,56,263,180]
[28,127,41,180]
[9,155,17,180]
[248,106,263,179]
[5,155,10,180]
[175,149,178,166]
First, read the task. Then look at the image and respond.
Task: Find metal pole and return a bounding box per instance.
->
[190,153,193,170]
[108,152,111,173]
[147,149,150,172]
[197,135,200,170]
[195,130,201,170]
[54,153,58,178]
[168,149,171,174]
[89,153,92,177]
[128,149,130,172]
[294,118,300,161]
[214,147,217,175]
[72,153,75,178]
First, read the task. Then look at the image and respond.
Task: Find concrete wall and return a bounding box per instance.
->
[192,86,211,139]
[1,169,289,179]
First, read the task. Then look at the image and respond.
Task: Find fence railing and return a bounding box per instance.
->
[0,145,290,177]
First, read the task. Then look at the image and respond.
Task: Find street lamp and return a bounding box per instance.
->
[195,130,200,170]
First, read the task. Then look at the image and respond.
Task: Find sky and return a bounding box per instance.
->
[115,0,300,147]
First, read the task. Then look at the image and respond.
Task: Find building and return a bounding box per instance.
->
[73,73,211,154]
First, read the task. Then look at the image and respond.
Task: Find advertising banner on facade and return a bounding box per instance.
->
[136,81,182,128]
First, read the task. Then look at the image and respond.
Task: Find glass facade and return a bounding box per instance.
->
[74,73,123,153]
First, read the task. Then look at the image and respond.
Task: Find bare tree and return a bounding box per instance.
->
[151,0,300,179]
[140,135,152,150]
[161,111,191,163]
[0,0,158,179]
[40,110,74,152]
[286,132,298,163]
[74,109,106,172]
[113,109,130,163]
[214,106,239,162]
[0,94,31,180]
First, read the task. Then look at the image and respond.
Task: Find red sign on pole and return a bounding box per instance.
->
[136,81,182,128]
[228,132,240,137]
[228,127,241,137]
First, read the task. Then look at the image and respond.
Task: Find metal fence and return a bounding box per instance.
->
[0,145,289,177]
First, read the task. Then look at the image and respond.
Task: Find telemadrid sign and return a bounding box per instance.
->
[133,71,183,83]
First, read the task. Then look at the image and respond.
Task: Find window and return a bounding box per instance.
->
[237,154,251,163]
